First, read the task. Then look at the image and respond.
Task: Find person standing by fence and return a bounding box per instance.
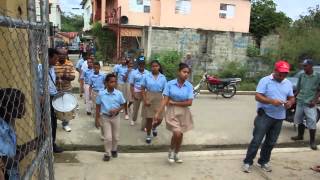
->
[55,48,76,132]
[154,63,194,163]
[242,61,295,173]
[142,60,167,144]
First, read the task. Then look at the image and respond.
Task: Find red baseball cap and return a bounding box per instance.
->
[275,60,290,73]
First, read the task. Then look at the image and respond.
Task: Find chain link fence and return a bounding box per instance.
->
[0,1,54,180]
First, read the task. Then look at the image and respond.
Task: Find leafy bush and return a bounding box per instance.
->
[150,51,182,80]
[91,22,116,63]
[247,45,260,57]
[238,82,257,91]
[217,61,247,79]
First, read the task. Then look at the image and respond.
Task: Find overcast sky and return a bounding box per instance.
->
[60,0,319,20]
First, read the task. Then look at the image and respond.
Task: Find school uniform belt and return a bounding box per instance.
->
[102,112,119,117]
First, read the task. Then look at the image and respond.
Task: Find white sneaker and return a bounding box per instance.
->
[174,153,183,163]
[168,150,175,163]
[63,125,72,132]
[120,110,124,113]
[242,163,252,173]
[130,120,135,126]
[125,115,129,120]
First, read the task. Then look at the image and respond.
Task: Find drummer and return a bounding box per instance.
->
[48,48,63,153]
[55,48,76,132]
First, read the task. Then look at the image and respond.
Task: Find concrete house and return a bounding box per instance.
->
[49,0,62,30]
[91,0,252,65]
[81,0,93,31]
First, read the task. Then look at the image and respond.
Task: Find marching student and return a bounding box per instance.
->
[95,74,126,161]
[76,52,87,98]
[83,58,94,115]
[89,62,106,139]
[89,62,106,117]
[129,59,150,129]
[126,59,135,110]
[154,63,194,163]
[141,60,167,144]
[113,58,130,120]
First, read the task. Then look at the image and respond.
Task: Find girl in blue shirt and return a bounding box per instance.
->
[113,58,130,120]
[154,63,194,163]
[142,60,167,144]
[83,58,94,115]
[129,60,149,128]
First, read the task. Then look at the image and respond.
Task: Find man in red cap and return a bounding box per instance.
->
[242,60,295,173]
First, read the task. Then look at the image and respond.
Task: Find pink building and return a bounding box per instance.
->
[92,0,251,60]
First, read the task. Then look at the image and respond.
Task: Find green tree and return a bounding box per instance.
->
[277,6,320,65]
[61,12,84,32]
[250,0,291,46]
[91,22,116,62]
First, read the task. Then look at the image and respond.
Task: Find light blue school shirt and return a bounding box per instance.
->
[142,73,167,92]
[89,72,106,91]
[256,74,294,120]
[38,64,58,96]
[83,68,94,84]
[129,69,150,91]
[96,89,126,115]
[0,118,16,157]
[76,58,84,70]
[163,79,194,102]
[113,65,128,84]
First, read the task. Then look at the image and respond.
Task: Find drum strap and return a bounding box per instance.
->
[49,71,56,86]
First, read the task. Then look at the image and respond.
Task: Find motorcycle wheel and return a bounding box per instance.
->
[222,84,237,98]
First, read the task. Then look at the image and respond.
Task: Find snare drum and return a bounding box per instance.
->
[52,92,78,121]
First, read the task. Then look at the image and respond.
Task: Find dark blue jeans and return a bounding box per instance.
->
[243,112,283,165]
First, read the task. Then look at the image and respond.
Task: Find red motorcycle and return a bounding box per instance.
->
[193,73,241,98]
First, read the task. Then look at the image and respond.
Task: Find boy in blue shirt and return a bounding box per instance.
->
[96,74,126,161]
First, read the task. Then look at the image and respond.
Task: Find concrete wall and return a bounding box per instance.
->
[149,28,255,72]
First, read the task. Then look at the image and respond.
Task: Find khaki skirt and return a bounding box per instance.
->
[145,92,164,119]
[126,83,133,102]
[165,105,193,133]
[118,83,128,101]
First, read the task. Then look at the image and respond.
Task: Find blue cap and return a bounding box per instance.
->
[302,59,314,66]
[137,56,145,63]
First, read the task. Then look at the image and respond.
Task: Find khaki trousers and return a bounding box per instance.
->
[132,92,146,130]
[101,114,120,155]
[84,84,92,113]
[91,90,99,117]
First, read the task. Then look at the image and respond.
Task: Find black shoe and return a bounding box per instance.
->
[152,128,158,137]
[53,144,64,153]
[103,154,111,161]
[309,129,318,150]
[291,124,305,141]
[111,151,118,158]
[146,136,152,144]
[87,112,92,116]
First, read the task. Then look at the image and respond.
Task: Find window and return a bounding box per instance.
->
[129,0,151,13]
[49,3,52,14]
[219,4,235,19]
[175,0,191,15]
[144,5,150,13]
